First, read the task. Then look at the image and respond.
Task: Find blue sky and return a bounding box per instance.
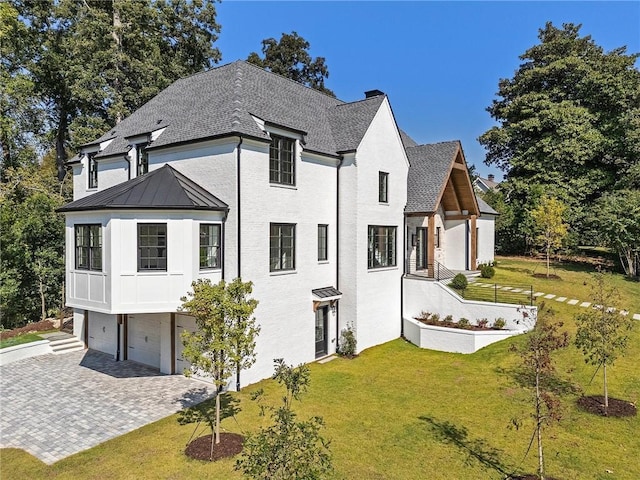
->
[215,1,640,178]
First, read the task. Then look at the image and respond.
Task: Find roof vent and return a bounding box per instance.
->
[365,89,385,98]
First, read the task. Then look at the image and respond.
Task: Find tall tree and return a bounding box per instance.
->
[0,154,71,328]
[575,272,633,414]
[479,22,640,246]
[179,278,259,457]
[591,190,640,277]
[247,31,335,97]
[530,197,569,278]
[10,0,221,180]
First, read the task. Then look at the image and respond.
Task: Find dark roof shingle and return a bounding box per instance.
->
[405,141,460,213]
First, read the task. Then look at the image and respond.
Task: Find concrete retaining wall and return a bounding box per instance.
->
[0,340,52,366]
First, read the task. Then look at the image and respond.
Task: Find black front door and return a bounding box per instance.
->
[315,306,328,358]
[416,227,428,270]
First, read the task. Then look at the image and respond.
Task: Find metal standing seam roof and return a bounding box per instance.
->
[405,141,461,213]
[58,165,228,213]
[312,287,343,299]
[81,61,387,162]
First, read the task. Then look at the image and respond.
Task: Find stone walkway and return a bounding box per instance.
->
[471,281,640,320]
[0,349,215,464]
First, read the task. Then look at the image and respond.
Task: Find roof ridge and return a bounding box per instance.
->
[238,60,344,103]
[334,95,385,108]
[231,62,244,130]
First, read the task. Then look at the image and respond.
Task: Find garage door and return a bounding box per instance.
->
[127,314,161,369]
[175,314,210,382]
[88,312,116,355]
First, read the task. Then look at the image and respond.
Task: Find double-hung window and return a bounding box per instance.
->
[367,225,397,269]
[317,224,328,261]
[88,153,98,189]
[138,223,167,271]
[199,224,221,269]
[379,172,388,203]
[75,224,102,271]
[269,135,295,185]
[270,223,295,272]
[136,144,149,176]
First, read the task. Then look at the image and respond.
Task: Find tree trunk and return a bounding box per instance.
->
[536,360,544,480]
[603,362,608,415]
[215,387,221,444]
[546,245,550,279]
[111,1,123,124]
[56,103,68,182]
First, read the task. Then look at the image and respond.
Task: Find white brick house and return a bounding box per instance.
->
[60,61,494,387]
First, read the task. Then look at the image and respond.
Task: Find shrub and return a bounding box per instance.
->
[337,323,357,358]
[450,274,468,290]
[476,318,489,329]
[492,318,506,329]
[430,313,440,322]
[458,318,471,329]
[443,314,454,323]
[480,264,496,279]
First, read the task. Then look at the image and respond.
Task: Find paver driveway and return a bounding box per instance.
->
[0,349,215,464]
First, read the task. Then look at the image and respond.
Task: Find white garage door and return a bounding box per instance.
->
[127,314,161,369]
[175,314,210,382]
[88,312,116,356]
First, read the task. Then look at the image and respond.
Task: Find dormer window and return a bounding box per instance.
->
[269,135,295,185]
[136,144,149,176]
[88,153,98,189]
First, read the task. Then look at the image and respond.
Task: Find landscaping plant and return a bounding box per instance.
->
[574,271,633,415]
[337,322,357,358]
[179,278,259,457]
[450,273,468,291]
[236,359,333,479]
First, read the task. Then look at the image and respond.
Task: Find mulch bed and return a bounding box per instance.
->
[577,395,637,417]
[0,319,56,340]
[185,433,244,461]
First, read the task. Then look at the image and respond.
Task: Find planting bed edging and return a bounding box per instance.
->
[0,340,52,366]
[403,317,525,354]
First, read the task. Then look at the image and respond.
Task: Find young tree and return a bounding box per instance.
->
[479,22,640,247]
[236,359,333,480]
[247,31,335,96]
[530,196,568,278]
[511,306,569,480]
[179,278,259,457]
[575,272,633,414]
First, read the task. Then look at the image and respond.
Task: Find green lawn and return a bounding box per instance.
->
[0,332,49,349]
[2,256,639,480]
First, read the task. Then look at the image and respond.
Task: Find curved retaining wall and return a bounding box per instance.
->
[0,340,52,366]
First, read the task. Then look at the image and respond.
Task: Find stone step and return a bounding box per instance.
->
[48,336,85,354]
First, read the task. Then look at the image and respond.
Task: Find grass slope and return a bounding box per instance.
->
[2,256,638,479]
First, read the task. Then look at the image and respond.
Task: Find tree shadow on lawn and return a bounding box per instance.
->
[419,415,512,477]
[495,366,582,397]
[177,392,241,428]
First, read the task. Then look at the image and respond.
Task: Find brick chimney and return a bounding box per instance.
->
[365,89,385,98]
[488,174,495,182]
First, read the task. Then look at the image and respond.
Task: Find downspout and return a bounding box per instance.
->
[335,156,343,352]
[221,217,226,281]
[236,136,243,279]
[236,136,242,392]
[116,315,121,361]
[124,154,131,180]
[401,214,406,337]
[465,219,470,271]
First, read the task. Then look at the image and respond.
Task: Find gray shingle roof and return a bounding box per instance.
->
[476,196,499,215]
[58,165,228,213]
[84,61,386,161]
[405,141,460,213]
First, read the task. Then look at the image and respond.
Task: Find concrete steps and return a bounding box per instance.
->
[42,333,86,355]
